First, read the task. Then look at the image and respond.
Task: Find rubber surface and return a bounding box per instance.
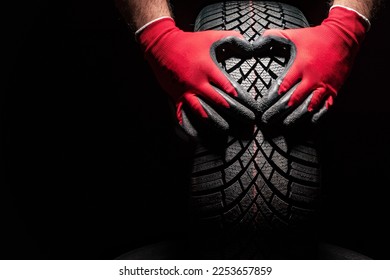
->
[187,1,322,259]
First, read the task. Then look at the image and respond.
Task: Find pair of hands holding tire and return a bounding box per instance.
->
[137,6,369,137]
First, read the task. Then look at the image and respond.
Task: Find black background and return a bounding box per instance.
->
[2,0,390,260]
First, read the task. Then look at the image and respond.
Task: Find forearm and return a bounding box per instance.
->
[330,0,381,20]
[114,0,173,31]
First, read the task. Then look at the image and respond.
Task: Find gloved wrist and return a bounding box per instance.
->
[330,5,371,30]
[325,5,370,47]
[135,16,178,52]
[135,16,175,37]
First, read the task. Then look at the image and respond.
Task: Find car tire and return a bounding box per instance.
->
[187,1,322,259]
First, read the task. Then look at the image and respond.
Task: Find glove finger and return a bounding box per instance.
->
[197,81,256,123]
[180,107,199,138]
[311,95,334,124]
[325,95,335,108]
[210,84,255,122]
[196,82,230,109]
[307,87,327,112]
[311,104,328,124]
[283,92,313,127]
[261,83,299,125]
[278,61,302,96]
[183,93,229,133]
[286,78,313,107]
[258,77,284,113]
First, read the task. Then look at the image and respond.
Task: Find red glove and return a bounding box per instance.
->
[258,6,370,126]
[136,17,258,137]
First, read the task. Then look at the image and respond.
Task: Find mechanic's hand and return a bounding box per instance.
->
[137,17,258,137]
[257,6,370,126]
